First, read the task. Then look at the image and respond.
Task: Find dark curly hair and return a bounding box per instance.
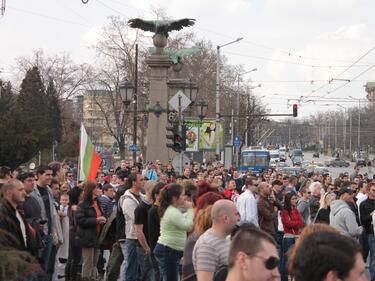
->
[158,183,184,218]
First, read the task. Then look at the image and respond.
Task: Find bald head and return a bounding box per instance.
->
[258,181,271,196]
[211,199,239,235]
[211,200,235,221]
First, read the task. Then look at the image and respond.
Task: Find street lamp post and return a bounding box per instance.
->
[349,96,361,159]
[337,104,347,157]
[216,37,243,161]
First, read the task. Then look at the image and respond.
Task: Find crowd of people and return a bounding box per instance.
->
[0,158,375,281]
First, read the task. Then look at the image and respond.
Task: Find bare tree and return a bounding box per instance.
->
[85,16,150,158]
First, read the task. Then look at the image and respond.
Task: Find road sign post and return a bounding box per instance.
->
[168,90,191,174]
[233,136,241,167]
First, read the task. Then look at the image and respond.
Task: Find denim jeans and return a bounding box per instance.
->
[368,234,375,281]
[154,243,183,281]
[123,239,139,281]
[280,237,295,281]
[38,234,56,281]
[137,245,155,281]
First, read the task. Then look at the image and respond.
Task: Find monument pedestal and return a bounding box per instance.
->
[145,55,172,163]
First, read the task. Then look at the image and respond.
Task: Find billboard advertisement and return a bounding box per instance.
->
[184,119,224,151]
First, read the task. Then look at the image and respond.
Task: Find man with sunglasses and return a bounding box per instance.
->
[360,182,375,280]
[226,226,280,281]
[66,171,75,189]
[330,186,363,238]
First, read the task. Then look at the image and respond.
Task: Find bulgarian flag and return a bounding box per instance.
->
[79,123,101,181]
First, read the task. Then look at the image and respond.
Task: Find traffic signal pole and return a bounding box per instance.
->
[178,94,184,175]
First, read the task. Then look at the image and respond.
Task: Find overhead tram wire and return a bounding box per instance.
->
[306,45,375,97]
[55,0,92,26]
[324,64,375,96]
[95,0,130,18]
[7,5,91,27]
[225,51,374,68]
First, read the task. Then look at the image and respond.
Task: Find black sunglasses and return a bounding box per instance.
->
[248,254,280,270]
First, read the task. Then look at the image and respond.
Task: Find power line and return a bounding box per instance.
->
[255,79,367,84]
[325,64,375,96]
[95,0,129,18]
[7,5,91,27]
[307,45,375,97]
[225,51,374,68]
[55,0,92,25]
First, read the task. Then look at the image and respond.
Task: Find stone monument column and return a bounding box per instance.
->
[145,34,172,163]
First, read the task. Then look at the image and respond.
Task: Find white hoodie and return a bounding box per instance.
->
[120,189,144,239]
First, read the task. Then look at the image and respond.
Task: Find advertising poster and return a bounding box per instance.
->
[184,119,224,151]
[184,120,200,152]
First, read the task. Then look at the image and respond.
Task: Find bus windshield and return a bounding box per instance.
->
[241,152,269,166]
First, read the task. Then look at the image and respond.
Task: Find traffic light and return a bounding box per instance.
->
[166,123,188,152]
[166,122,183,152]
[293,104,298,117]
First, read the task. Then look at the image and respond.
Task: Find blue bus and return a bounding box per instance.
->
[240,147,270,174]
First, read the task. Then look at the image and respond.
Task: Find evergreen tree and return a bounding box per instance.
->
[0,81,39,169]
[16,66,50,148]
[45,77,62,143]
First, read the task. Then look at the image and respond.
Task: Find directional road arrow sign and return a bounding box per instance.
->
[168,90,191,112]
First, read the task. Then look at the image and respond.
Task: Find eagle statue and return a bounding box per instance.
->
[128,18,196,38]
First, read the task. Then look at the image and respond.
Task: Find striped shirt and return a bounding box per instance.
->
[192,229,230,273]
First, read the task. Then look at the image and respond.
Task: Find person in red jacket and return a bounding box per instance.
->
[223,179,239,201]
[280,192,303,281]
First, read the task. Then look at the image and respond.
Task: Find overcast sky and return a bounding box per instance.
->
[1,0,375,119]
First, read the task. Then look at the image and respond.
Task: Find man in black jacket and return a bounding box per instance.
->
[360,182,375,280]
[0,179,33,253]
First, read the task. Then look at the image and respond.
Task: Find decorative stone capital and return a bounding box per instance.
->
[145,55,172,69]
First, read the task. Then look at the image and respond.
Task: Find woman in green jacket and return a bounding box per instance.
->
[154,183,194,281]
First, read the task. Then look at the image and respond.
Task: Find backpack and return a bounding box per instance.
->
[213,264,228,281]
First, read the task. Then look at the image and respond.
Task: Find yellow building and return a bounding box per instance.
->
[80,90,126,153]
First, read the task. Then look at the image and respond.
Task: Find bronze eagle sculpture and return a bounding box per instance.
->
[128,18,196,37]
[149,47,202,64]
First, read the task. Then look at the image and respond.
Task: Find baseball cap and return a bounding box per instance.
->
[337,186,353,197]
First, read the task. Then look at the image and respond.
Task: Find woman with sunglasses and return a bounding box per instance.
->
[154,183,194,281]
[280,192,304,281]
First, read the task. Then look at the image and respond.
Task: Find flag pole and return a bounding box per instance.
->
[77,123,82,185]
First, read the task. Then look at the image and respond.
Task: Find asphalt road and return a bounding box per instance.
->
[292,151,374,179]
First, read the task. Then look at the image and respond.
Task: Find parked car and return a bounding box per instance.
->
[356,159,367,167]
[275,162,289,172]
[280,167,306,177]
[313,166,330,175]
[313,152,319,158]
[324,158,350,167]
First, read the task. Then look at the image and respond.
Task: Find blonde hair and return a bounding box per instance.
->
[194,205,213,236]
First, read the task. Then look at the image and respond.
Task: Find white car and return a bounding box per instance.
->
[279,147,287,161]
[270,150,280,162]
